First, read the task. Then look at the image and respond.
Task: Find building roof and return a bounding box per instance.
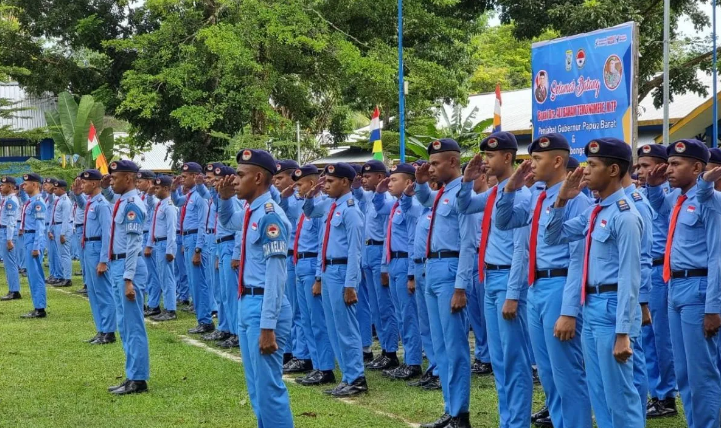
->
[311,146,374,166]
[0,83,56,131]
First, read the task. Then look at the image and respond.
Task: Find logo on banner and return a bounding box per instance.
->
[565,50,573,71]
[576,49,586,69]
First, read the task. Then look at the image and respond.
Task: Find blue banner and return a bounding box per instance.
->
[531,22,636,161]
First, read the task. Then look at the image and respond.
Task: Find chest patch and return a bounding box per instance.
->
[687,206,696,213]
[600,219,607,228]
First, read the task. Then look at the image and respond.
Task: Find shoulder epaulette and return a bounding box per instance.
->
[264,201,275,213]
[347,199,355,207]
[631,192,642,202]
[616,199,630,212]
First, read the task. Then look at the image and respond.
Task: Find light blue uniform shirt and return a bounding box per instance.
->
[280,192,304,247]
[196,196,214,250]
[172,186,205,233]
[495,181,591,316]
[625,185,653,304]
[218,190,291,329]
[1,194,20,238]
[23,194,47,251]
[77,192,112,263]
[110,189,147,281]
[410,206,431,261]
[454,178,529,297]
[51,193,73,237]
[43,192,54,226]
[354,188,391,242]
[375,193,422,275]
[145,196,177,256]
[544,188,642,335]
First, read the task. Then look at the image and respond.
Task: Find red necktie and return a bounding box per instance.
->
[214,213,219,236]
[180,190,193,234]
[51,198,59,223]
[293,213,305,265]
[108,199,122,259]
[581,204,604,304]
[81,200,92,248]
[663,194,688,282]
[527,191,547,285]
[477,186,498,281]
[321,202,338,272]
[20,200,30,230]
[204,199,212,230]
[386,200,400,262]
[237,205,252,297]
[150,201,162,243]
[425,186,445,257]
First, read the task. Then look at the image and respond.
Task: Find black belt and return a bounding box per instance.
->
[24,230,35,234]
[154,237,167,242]
[535,268,568,279]
[389,251,408,259]
[206,229,213,234]
[51,222,62,225]
[427,250,459,259]
[287,250,295,256]
[296,252,318,260]
[671,269,708,279]
[652,258,664,267]
[182,229,198,236]
[110,253,127,261]
[75,225,84,230]
[413,258,426,264]
[366,239,384,246]
[585,284,618,295]
[325,258,347,266]
[0,225,6,229]
[85,236,101,242]
[485,263,511,271]
[241,287,265,296]
[216,235,234,244]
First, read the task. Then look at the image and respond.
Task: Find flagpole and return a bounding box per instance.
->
[398,0,406,162]
[713,0,718,148]
[662,0,670,147]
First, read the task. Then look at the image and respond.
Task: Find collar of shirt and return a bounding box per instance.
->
[90,193,105,204]
[623,184,637,194]
[334,190,353,206]
[444,176,462,193]
[543,180,562,200]
[160,196,171,207]
[249,191,273,211]
[598,187,627,207]
[121,188,140,202]
[679,184,698,200]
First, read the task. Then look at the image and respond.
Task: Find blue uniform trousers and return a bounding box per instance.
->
[47,225,59,278]
[296,257,335,371]
[143,232,161,309]
[426,257,470,417]
[175,236,189,301]
[632,329,648,425]
[284,255,309,358]
[24,233,46,308]
[389,257,422,365]
[321,264,364,383]
[644,265,677,400]
[469,261,490,363]
[202,250,215,314]
[414,262,437,375]
[17,230,25,270]
[218,241,237,335]
[485,269,532,428]
[582,293,643,428]
[110,257,149,380]
[528,277,592,428]
[153,240,176,311]
[183,234,212,324]
[363,244,398,352]
[71,226,81,259]
[668,277,721,428]
[52,225,71,280]
[357,274,374,348]
[0,229,20,293]
[74,227,86,285]
[206,250,226,331]
[83,241,116,333]
[238,294,293,428]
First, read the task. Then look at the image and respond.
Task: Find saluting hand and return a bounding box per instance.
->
[403,181,415,197]
[259,329,278,355]
[217,176,235,200]
[195,174,205,186]
[646,164,668,187]
[280,185,295,199]
[100,174,111,189]
[308,177,325,198]
[450,289,467,313]
[351,175,363,190]
[505,160,532,192]
[613,334,633,363]
[557,167,585,204]
[704,166,721,184]
[344,287,358,306]
[415,163,431,184]
[376,177,390,194]
[463,154,486,183]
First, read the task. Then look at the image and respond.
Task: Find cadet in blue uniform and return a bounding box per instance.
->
[145,175,178,322]
[276,159,313,373]
[651,139,721,428]
[373,163,424,380]
[545,138,644,428]
[493,134,592,428]
[42,178,57,283]
[48,180,73,287]
[105,160,150,395]
[19,174,47,317]
[69,173,88,294]
[174,162,215,334]
[0,177,21,301]
[217,149,294,428]
[457,132,532,428]
[290,164,336,386]
[635,144,678,418]
[16,181,27,277]
[173,189,190,306]
[135,170,161,317]
[75,169,117,344]
[415,139,477,428]
[303,162,368,397]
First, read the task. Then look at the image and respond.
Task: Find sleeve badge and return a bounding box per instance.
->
[266,223,280,238]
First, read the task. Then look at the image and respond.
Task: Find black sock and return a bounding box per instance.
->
[387,351,398,360]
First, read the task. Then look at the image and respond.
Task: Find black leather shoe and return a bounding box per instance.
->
[449,412,471,428]
[150,311,177,322]
[110,380,148,395]
[389,364,422,380]
[366,353,385,368]
[283,358,313,374]
[177,299,190,306]
[108,379,129,392]
[471,359,493,375]
[532,406,549,423]
[74,286,87,295]
[201,330,230,341]
[98,332,116,344]
[534,416,553,428]
[647,397,678,418]
[368,355,400,371]
[302,370,336,386]
[0,291,21,300]
[144,306,161,317]
[332,376,368,397]
[217,335,239,349]
[296,370,321,384]
[421,376,441,390]
[532,367,541,384]
[86,332,103,343]
[420,413,452,428]
[363,351,374,363]
[283,353,294,365]
[407,369,434,387]
[323,382,347,395]
[180,304,195,313]
[188,323,214,334]
[73,270,83,276]
[45,276,58,284]
[20,309,46,318]
[53,279,72,287]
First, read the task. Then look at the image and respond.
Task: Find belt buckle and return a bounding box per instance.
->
[588,285,600,295]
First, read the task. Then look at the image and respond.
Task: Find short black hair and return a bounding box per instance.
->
[598,157,629,179]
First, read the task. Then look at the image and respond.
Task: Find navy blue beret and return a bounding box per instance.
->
[480,132,518,151]
[529,133,570,154]
[667,139,709,164]
[427,138,461,155]
[109,160,140,173]
[215,166,236,177]
[324,162,356,180]
[24,173,42,183]
[48,178,59,186]
[362,160,387,174]
[182,162,203,173]
[206,162,224,173]
[566,157,580,170]
[236,149,276,174]
[55,179,68,188]
[351,164,363,175]
[710,148,721,164]
[43,177,53,184]
[1,176,16,185]
[638,144,668,161]
[292,164,320,181]
[137,169,156,180]
[412,159,427,168]
[154,175,173,187]
[276,159,300,175]
[81,169,103,180]
[389,163,415,176]
[584,138,632,162]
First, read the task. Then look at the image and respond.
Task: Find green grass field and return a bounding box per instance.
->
[0,261,686,427]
